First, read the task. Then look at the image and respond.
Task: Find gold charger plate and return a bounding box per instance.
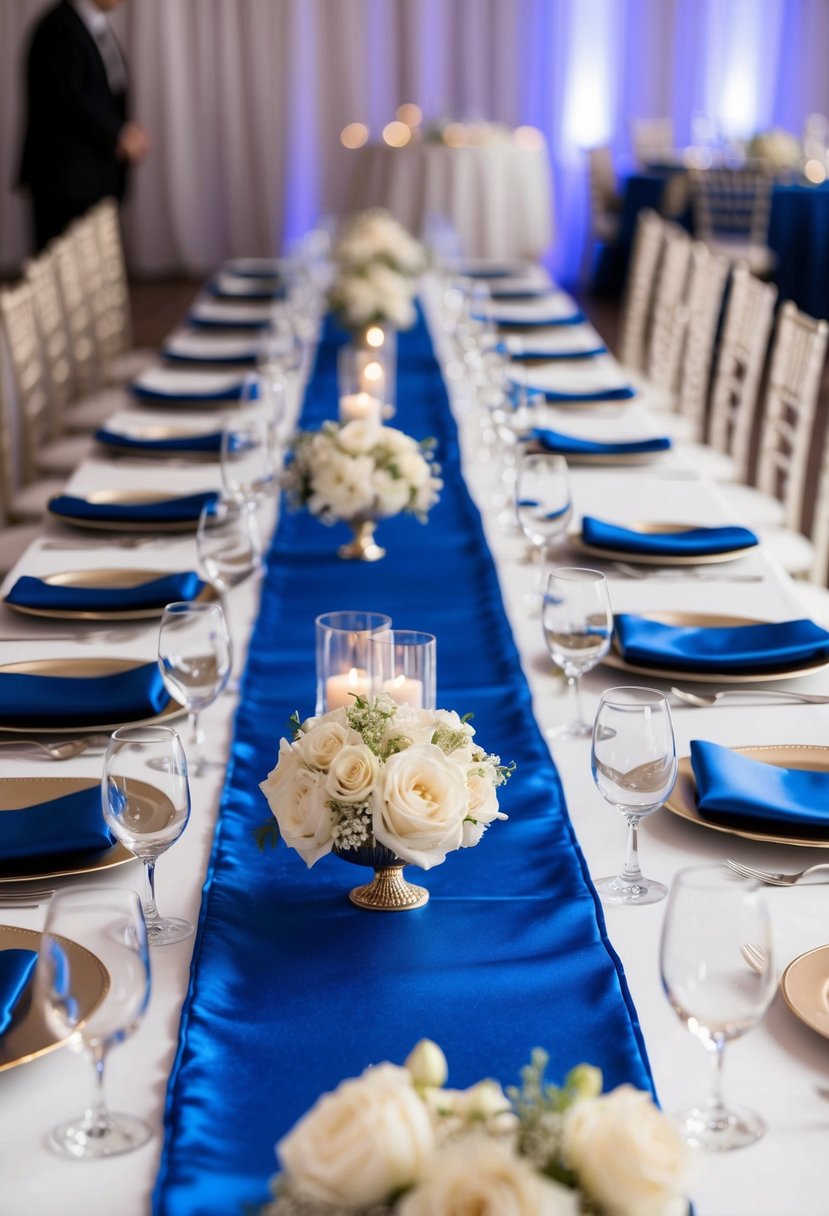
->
[665,744,829,849]
[0,923,109,1071]
[781,944,829,1040]
[0,657,184,734]
[48,490,213,533]
[572,522,757,566]
[0,776,137,882]
[536,448,665,466]
[603,612,829,684]
[4,568,216,622]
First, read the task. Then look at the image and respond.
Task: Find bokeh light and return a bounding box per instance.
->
[340,122,369,150]
[383,121,411,148]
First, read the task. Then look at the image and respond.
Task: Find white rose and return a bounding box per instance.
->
[396,449,431,489]
[380,426,417,456]
[259,736,301,803]
[294,718,361,772]
[372,467,412,517]
[563,1085,692,1216]
[277,1063,434,1208]
[266,767,334,868]
[405,1038,448,1089]
[462,766,507,846]
[337,419,384,456]
[413,475,442,514]
[397,1135,579,1216]
[309,453,375,520]
[325,743,378,803]
[372,742,468,869]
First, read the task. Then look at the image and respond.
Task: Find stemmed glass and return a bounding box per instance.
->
[196,498,263,693]
[158,601,231,776]
[220,415,279,511]
[103,725,192,946]
[516,452,573,607]
[590,686,677,904]
[660,865,776,1149]
[36,887,151,1158]
[543,568,613,736]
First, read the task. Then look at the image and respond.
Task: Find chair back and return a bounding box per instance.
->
[645,224,693,393]
[675,245,730,440]
[24,250,73,437]
[756,301,828,531]
[630,117,674,165]
[52,230,98,396]
[690,166,774,251]
[0,282,50,504]
[707,265,777,478]
[73,211,120,370]
[90,198,132,354]
[586,146,620,241]
[618,209,665,373]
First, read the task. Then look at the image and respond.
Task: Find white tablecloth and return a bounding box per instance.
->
[346,141,553,260]
[1,290,828,1214]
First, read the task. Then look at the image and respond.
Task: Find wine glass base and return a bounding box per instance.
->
[673,1102,766,1151]
[546,719,593,740]
[594,874,668,906]
[48,1111,152,1159]
[146,916,194,947]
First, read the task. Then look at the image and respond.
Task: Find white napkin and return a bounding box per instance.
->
[164,330,260,362]
[132,367,246,398]
[222,257,284,278]
[190,298,274,324]
[511,355,634,397]
[212,272,279,297]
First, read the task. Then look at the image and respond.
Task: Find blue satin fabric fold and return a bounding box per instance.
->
[6,571,204,613]
[533,428,671,456]
[0,951,37,1037]
[48,492,218,525]
[153,310,654,1216]
[0,662,169,728]
[690,740,829,838]
[582,517,758,557]
[0,784,112,863]
[95,428,226,454]
[615,615,829,673]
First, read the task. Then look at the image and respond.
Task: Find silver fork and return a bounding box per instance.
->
[613,562,762,583]
[0,735,110,760]
[38,537,174,551]
[740,942,768,974]
[671,686,829,707]
[726,858,829,887]
[0,888,54,900]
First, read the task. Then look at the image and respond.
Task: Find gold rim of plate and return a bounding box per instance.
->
[780,944,829,1041]
[571,522,757,566]
[0,924,109,1071]
[48,490,211,533]
[603,611,829,684]
[0,777,135,881]
[4,568,217,621]
[664,744,829,849]
[541,450,664,466]
[0,657,185,734]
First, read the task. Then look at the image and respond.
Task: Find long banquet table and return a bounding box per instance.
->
[1,280,829,1215]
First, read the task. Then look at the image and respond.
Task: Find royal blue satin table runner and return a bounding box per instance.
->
[153,312,653,1214]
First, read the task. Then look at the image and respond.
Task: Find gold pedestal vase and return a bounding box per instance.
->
[337,518,386,562]
[334,842,428,911]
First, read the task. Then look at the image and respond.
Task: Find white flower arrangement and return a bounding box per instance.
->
[282,420,442,526]
[261,1042,693,1216]
[329,210,425,330]
[747,127,801,171]
[259,696,512,870]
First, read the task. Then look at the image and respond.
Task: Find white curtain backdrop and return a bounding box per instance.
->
[2,0,829,280]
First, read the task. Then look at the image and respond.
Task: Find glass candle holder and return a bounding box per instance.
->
[369,630,436,710]
[337,344,387,423]
[315,611,392,714]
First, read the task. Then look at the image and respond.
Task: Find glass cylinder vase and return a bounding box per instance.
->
[369,630,436,710]
[315,610,392,715]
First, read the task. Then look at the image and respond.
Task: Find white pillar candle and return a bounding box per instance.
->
[339,392,382,425]
[383,674,424,708]
[326,666,370,710]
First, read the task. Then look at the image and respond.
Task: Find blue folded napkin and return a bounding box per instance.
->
[501,344,608,361]
[48,491,218,525]
[477,309,586,328]
[131,378,257,403]
[533,428,672,457]
[206,281,283,302]
[691,740,829,838]
[518,382,636,403]
[0,785,112,863]
[0,661,170,727]
[188,313,270,331]
[5,571,204,614]
[614,615,829,674]
[0,950,37,1037]
[581,517,759,557]
[95,428,225,454]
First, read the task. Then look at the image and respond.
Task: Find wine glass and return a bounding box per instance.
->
[543,568,613,736]
[660,864,776,1149]
[158,602,231,776]
[196,497,263,693]
[516,452,573,606]
[590,686,677,904]
[36,887,151,1158]
[103,725,192,946]
[220,415,279,511]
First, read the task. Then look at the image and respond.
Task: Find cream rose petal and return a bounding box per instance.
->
[325,743,378,804]
[372,742,468,869]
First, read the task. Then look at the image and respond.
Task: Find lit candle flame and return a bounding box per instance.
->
[366,326,385,348]
[363,360,383,383]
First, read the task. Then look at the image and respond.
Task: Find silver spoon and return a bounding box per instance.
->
[671,685,829,707]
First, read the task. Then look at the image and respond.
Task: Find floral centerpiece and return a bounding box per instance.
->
[746,127,801,171]
[282,419,442,561]
[329,209,426,333]
[259,695,512,909]
[261,1040,693,1215]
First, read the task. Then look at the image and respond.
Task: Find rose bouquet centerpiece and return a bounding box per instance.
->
[746,127,801,172]
[282,419,442,560]
[329,209,426,334]
[261,1040,693,1216]
[259,694,512,909]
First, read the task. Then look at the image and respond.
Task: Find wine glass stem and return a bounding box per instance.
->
[142,858,161,929]
[708,1034,728,1113]
[85,1041,112,1137]
[621,815,644,883]
[188,711,203,757]
[568,674,585,726]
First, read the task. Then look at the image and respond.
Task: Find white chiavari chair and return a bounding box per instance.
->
[617,209,665,373]
[689,166,776,279]
[794,432,829,622]
[88,198,155,382]
[672,245,730,442]
[644,223,693,399]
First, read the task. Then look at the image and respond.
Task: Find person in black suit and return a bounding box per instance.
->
[19,0,149,251]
